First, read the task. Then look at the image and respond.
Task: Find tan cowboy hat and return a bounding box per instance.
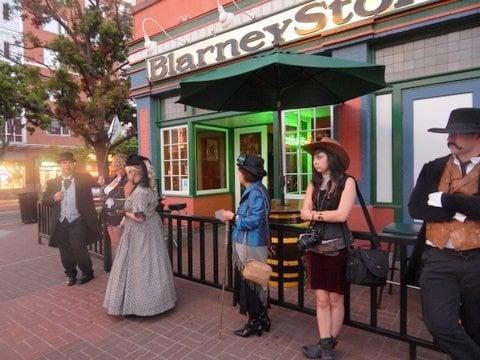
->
[303,137,350,170]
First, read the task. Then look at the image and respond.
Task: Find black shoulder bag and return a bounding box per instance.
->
[345,180,389,287]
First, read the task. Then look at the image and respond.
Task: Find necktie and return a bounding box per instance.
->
[459,160,471,177]
[63,178,72,190]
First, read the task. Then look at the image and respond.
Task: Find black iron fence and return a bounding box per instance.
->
[37,203,442,359]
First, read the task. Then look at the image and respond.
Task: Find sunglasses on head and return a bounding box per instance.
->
[236,154,246,166]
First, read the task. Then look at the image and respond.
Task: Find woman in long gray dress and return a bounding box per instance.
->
[103,155,176,316]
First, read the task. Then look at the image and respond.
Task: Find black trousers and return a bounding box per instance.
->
[419,246,480,360]
[54,217,93,278]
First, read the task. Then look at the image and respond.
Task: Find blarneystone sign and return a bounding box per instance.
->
[147,0,433,81]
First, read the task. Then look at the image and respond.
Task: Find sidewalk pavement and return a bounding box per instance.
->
[0,201,447,360]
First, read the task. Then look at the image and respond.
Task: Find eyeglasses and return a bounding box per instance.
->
[236,154,246,166]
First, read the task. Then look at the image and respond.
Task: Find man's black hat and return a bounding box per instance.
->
[236,154,267,178]
[428,108,480,134]
[57,152,76,163]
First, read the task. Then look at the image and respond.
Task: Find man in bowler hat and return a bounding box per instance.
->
[42,152,102,286]
[408,108,480,359]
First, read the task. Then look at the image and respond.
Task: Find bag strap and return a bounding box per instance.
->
[352,178,380,249]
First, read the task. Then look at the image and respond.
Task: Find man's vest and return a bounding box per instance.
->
[426,157,480,250]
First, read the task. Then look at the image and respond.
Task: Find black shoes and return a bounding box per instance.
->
[233,319,262,337]
[302,337,337,359]
[66,277,77,286]
[79,273,94,285]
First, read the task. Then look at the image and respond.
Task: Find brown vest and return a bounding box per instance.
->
[426,157,480,250]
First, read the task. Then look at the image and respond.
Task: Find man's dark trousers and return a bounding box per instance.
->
[419,246,480,360]
[55,217,93,278]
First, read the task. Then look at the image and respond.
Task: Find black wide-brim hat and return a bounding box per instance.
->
[428,107,480,134]
[57,151,76,163]
[237,154,267,178]
[303,137,350,170]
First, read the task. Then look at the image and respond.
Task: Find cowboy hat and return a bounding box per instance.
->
[428,107,480,134]
[303,137,350,170]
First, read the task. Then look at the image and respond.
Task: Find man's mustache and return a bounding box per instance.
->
[447,142,462,150]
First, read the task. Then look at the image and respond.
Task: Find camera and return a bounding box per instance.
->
[297,229,321,253]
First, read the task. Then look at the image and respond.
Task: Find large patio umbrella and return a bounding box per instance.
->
[178,49,387,204]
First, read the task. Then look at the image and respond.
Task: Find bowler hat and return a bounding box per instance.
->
[236,154,267,178]
[428,108,480,134]
[57,152,76,163]
[303,137,350,170]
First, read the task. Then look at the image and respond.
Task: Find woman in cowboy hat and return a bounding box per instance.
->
[222,154,271,337]
[300,138,356,360]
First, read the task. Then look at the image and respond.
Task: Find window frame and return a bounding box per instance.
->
[283,106,334,200]
[160,125,189,195]
[4,117,26,143]
[46,119,70,136]
[194,124,230,195]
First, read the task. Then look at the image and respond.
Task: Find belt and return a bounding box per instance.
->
[426,245,480,255]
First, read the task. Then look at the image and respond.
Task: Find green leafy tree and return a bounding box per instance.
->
[0,62,51,158]
[16,0,136,175]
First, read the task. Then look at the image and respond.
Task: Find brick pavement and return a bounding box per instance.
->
[0,201,447,360]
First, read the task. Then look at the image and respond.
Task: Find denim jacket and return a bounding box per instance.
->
[231,181,270,247]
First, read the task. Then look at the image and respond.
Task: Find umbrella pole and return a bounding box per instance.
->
[275,104,286,206]
[219,221,230,339]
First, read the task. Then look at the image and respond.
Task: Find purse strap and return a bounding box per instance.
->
[353,178,380,249]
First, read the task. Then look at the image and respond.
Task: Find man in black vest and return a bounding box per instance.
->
[43,152,102,286]
[408,108,480,360]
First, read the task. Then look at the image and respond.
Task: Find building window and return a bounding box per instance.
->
[43,18,66,35]
[47,119,70,136]
[43,49,58,69]
[3,3,10,21]
[283,106,333,198]
[196,126,228,193]
[375,93,393,203]
[161,126,188,194]
[39,161,61,191]
[0,161,25,190]
[5,118,24,143]
[3,41,10,59]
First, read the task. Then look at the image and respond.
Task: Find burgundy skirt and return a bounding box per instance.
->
[306,248,348,295]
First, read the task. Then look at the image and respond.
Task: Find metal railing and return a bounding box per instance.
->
[157,212,443,360]
[37,204,442,359]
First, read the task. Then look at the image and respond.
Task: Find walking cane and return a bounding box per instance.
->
[219,220,230,339]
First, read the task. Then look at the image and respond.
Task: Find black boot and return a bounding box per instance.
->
[302,337,337,359]
[320,337,336,360]
[259,311,271,332]
[233,318,262,337]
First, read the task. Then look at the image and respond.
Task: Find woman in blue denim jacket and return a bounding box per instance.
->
[222,154,271,338]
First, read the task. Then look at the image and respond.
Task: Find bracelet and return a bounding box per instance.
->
[317,212,323,221]
[311,212,315,221]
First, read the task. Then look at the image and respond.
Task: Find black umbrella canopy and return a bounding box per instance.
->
[178,49,387,205]
[178,49,388,112]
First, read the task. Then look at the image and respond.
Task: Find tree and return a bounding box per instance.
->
[16,0,136,175]
[0,62,51,159]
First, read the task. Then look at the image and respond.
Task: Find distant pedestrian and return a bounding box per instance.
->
[408,108,480,360]
[42,152,102,286]
[103,155,176,316]
[221,154,271,337]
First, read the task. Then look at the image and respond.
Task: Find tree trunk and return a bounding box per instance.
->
[94,142,109,178]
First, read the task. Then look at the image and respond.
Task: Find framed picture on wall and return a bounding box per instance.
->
[205,139,219,161]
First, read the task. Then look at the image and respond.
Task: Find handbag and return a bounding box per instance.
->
[241,189,272,288]
[345,180,389,287]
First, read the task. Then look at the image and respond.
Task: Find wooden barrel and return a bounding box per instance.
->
[268,199,306,287]
[267,235,301,287]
